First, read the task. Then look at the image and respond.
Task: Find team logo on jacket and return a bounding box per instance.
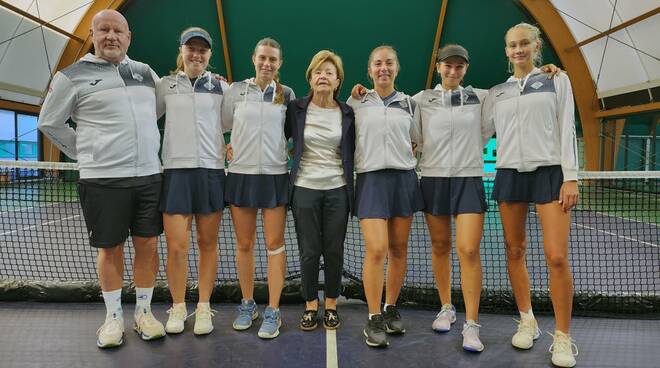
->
[531,81,543,90]
[205,80,215,91]
[428,97,437,103]
[399,99,408,109]
[169,84,176,89]
[132,73,143,82]
[89,79,102,86]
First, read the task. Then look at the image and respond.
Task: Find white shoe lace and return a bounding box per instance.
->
[436,304,453,319]
[166,306,188,321]
[548,331,579,357]
[138,310,160,328]
[513,317,539,337]
[191,306,217,321]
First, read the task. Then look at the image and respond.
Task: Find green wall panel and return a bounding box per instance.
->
[120,0,556,100]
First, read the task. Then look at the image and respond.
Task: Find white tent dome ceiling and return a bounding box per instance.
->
[0,0,658,110]
[551,0,660,104]
[0,0,91,105]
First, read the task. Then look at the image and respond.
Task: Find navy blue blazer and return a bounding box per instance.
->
[285,96,356,214]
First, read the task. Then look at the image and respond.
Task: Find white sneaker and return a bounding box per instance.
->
[134,307,166,340]
[462,320,484,352]
[97,314,124,348]
[193,304,216,335]
[549,331,578,367]
[512,316,541,349]
[432,304,456,332]
[165,304,188,334]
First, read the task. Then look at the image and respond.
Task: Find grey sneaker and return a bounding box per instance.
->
[383,305,405,334]
[232,299,258,331]
[257,306,281,339]
[462,320,484,352]
[363,314,389,347]
[432,304,456,332]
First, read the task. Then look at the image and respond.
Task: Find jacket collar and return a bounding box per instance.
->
[295,95,352,115]
[81,53,130,65]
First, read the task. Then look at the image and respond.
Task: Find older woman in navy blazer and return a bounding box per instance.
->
[285,50,355,331]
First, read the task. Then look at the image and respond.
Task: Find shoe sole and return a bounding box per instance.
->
[512,331,541,350]
[97,335,123,349]
[551,357,576,368]
[463,344,484,353]
[232,312,259,331]
[323,321,341,330]
[300,322,318,331]
[134,325,165,341]
[432,326,451,333]
[363,330,389,347]
[385,326,406,334]
[258,324,281,339]
[165,326,184,334]
[194,327,214,336]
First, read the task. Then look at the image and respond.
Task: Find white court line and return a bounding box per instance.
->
[590,209,660,228]
[572,223,659,248]
[529,210,659,248]
[327,329,338,368]
[0,202,67,216]
[0,214,80,236]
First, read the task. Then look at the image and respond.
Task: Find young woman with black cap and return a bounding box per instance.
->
[156,27,229,336]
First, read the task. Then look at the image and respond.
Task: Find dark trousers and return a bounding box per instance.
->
[291,185,349,301]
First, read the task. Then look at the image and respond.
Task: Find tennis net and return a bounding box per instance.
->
[1,161,658,317]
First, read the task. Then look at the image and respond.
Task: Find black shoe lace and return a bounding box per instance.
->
[385,306,400,319]
[369,315,386,333]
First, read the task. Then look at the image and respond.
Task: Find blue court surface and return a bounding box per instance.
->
[0,300,659,368]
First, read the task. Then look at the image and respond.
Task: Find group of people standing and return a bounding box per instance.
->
[37,9,579,368]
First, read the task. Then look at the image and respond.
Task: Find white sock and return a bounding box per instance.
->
[135,287,154,315]
[197,302,210,310]
[520,309,535,320]
[102,289,122,319]
[173,302,186,311]
[369,313,380,320]
[383,303,394,312]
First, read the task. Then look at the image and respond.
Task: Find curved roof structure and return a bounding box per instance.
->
[0,0,658,170]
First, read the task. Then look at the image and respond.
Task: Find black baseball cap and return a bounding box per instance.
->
[437,44,469,63]
[180,29,212,48]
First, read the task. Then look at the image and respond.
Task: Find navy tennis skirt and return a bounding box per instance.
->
[225,172,289,208]
[420,176,487,216]
[492,165,564,203]
[159,168,225,214]
[355,169,424,219]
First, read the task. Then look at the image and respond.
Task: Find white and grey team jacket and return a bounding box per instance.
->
[221,79,295,175]
[412,85,488,177]
[38,54,161,179]
[156,71,230,170]
[347,90,420,173]
[482,68,579,182]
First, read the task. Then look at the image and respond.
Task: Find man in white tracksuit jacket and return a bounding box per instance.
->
[37,9,165,348]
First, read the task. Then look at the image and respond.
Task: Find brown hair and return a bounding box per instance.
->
[171,27,212,75]
[254,37,285,104]
[305,50,344,98]
[367,45,399,83]
[505,22,543,72]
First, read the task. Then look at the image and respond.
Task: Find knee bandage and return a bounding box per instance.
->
[267,245,285,256]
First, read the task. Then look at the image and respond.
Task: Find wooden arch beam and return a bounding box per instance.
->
[571,7,660,49]
[519,0,601,170]
[425,0,449,89]
[40,0,127,162]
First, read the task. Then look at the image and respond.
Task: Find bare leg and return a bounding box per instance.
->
[231,206,257,300]
[536,202,573,333]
